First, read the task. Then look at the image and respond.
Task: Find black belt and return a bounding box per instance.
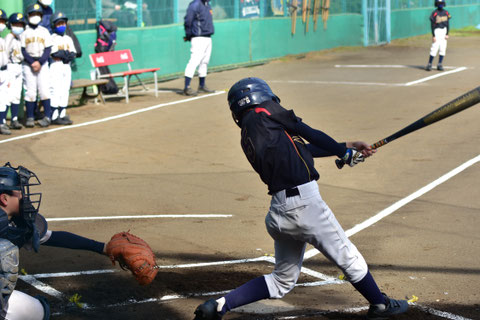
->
[0,66,7,71]
[285,187,300,198]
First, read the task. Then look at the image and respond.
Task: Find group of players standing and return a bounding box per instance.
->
[0,0,77,136]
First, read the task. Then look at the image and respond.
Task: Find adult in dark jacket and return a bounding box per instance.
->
[183,0,215,96]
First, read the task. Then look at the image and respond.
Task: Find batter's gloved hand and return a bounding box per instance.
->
[105,231,158,285]
[341,148,365,167]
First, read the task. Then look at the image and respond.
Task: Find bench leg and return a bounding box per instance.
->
[154,72,158,98]
[124,75,129,103]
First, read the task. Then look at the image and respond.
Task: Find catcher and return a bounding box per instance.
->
[0,162,157,320]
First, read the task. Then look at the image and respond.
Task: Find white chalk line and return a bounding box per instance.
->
[0,91,225,145]
[303,154,480,261]
[46,214,233,222]
[270,65,467,87]
[335,64,457,69]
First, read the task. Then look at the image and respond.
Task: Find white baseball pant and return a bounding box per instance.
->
[0,70,8,114]
[7,63,23,105]
[185,36,212,78]
[4,291,45,320]
[23,62,51,102]
[430,27,448,57]
[264,181,368,298]
[49,61,71,108]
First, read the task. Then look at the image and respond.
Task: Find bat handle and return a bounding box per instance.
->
[335,159,345,169]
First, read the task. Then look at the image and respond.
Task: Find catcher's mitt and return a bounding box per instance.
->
[106,231,158,285]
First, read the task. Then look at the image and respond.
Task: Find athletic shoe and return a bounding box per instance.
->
[0,124,11,135]
[425,63,432,71]
[37,116,51,128]
[367,293,408,319]
[184,86,197,96]
[194,299,222,320]
[52,117,73,125]
[10,120,23,130]
[437,64,444,71]
[198,85,215,93]
[25,118,35,128]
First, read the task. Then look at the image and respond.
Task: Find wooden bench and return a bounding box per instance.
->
[71,79,109,104]
[89,49,160,103]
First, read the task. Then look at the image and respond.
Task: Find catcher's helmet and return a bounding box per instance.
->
[0,9,7,21]
[0,166,21,194]
[228,77,280,127]
[26,3,43,16]
[435,0,446,7]
[51,11,68,26]
[7,13,26,28]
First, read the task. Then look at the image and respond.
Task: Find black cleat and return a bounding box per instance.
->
[10,120,23,130]
[437,64,444,71]
[198,85,215,93]
[184,86,198,96]
[37,116,51,128]
[25,117,35,128]
[367,293,409,319]
[425,63,432,71]
[0,124,11,135]
[193,299,222,320]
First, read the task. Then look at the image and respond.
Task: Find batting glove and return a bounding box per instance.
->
[341,148,365,167]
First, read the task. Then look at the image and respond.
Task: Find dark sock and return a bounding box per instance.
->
[351,271,386,305]
[439,55,444,64]
[10,104,20,120]
[220,276,270,315]
[184,76,192,89]
[26,101,36,119]
[428,55,434,64]
[199,77,206,87]
[41,99,52,119]
[0,111,6,124]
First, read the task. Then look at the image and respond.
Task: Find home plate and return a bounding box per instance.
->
[232,300,296,314]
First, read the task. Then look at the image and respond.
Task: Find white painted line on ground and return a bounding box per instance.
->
[335,64,457,69]
[269,80,404,86]
[405,67,467,86]
[19,275,65,299]
[411,303,473,320]
[31,269,119,278]
[0,91,225,145]
[46,214,233,222]
[303,154,480,260]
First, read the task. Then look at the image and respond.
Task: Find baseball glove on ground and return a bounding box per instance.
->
[106,231,158,285]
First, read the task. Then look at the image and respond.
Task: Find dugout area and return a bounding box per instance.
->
[3,32,480,319]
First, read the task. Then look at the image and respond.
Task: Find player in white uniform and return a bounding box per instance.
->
[21,4,52,128]
[5,13,27,131]
[0,9,11,135]
[49,12,75,125]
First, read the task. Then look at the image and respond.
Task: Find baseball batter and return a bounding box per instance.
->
[49,12,75,125]
[194,78,409,320]
[0,9,10,135]
[183,0,215,96]
[425,0,451,71]
[5,13,27,131]
[0,163,109,320]
[21,4,52,128]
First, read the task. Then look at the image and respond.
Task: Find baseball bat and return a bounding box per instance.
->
[336,86,480,169]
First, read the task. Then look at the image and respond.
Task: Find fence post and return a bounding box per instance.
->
[234,0,240,18]
[173,0,179,23]
[386,0,391,43]
[137,0,143,27]
[96,0,102,22]
[362,0,368,46]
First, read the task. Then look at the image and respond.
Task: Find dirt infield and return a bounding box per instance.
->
[3,32,480,319]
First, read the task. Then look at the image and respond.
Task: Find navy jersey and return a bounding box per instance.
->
[184,0,214,38]
[430,9,451,35]
[240,100,319,194]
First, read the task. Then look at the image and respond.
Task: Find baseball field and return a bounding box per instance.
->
[3,30,480,319]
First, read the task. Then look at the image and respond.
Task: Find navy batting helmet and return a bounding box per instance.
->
[0,9,7,21]
[435,0,446,7]
[26,3,43,16]
[228,77,280,127]
[51,11,68,26]
[7,12,26,29]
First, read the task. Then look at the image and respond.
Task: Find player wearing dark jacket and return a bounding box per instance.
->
[425,0,451,71]
[193,78,410,320]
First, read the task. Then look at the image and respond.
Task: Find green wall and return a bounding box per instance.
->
[391,4,480,40]
[72,14,364,81]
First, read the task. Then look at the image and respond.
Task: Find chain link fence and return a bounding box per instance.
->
[21,0,480,31]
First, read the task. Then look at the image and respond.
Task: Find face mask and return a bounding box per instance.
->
[55,25,66,34]
[12,26,25,36]
[0,23,6,33]
[39,0,53,6]
[29,16,41,26]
